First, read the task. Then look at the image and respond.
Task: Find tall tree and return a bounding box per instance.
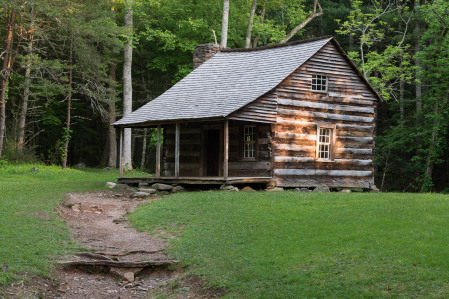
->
[245,0,258,48]
[61,34,73,169]
[0,7,17,160]
[221,0,230,47]
[123,0,133,170]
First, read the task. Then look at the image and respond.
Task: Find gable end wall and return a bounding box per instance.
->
[272,41,377,188]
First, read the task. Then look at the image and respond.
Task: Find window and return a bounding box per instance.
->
[243,126,256,159]
[316,125,334,161]
[312,74,327,92]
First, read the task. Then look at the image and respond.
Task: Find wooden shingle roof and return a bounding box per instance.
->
[114,36,334,127]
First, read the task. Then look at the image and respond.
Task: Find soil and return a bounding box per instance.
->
[3,190,224,299]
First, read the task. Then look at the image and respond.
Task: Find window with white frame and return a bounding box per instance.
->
[312,74,327,91]
[317,127,333,160]
[243,126,256,159]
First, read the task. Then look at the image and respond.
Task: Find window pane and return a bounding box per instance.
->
[318,128,332,160]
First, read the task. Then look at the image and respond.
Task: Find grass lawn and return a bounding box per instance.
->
[130,191,449,298]
[0,163,120,286]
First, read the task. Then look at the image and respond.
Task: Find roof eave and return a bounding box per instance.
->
[112,116,227,128]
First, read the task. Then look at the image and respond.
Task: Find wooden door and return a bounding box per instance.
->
[205,129,220,176]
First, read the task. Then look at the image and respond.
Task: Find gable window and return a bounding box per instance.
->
[316,125,335,161]
[243,126,256,159]
[312,75,327,92]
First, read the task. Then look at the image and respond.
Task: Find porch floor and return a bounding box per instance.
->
[117,176,272,185]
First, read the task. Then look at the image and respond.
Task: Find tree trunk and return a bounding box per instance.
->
[0,9,15,160]
[140,128,147,169]
[399,79,405,122]
[220,0,230,48]
[107,62,117,168]
[423,94,449,191]
[123,0,133,170]
[252,4,265,48]
[62,35,73,169]
[415,0,422,115]
[17,37,33,151]
[245,0,258,48]
[279,0,323,44]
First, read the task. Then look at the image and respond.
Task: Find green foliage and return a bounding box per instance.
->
[131,191,449,297]
[336,0,413,101]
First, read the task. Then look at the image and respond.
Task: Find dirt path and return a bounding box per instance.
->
[5,190,224,299]
[54,190,176,299]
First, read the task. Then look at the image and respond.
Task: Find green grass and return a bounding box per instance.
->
[0,163,119,286]
[130,191,449,298]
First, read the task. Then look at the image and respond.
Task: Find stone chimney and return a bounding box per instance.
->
[193,44,221,69]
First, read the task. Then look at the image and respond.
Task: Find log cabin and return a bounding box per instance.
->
[114,36,379,190]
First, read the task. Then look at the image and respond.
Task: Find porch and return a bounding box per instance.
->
[117,176,272,186]
[117,119,273,186]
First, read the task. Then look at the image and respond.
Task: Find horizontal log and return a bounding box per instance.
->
[229,162,270,170]
[276,177,371,188]
[274,169,372,176]
[277,99,375,114]
[274,157,373,166]
[274,157,315,163]
[305,66,364,79]
[327,92,364,100]
[336,148,373,155]
[165,163,200,170]
[334,159,373,166]
[275,132,317,141]
[277,108,374,123]
[337,136,373,143]
[166,151,200,158]
[336,124,374,132]
[274,144,315,152]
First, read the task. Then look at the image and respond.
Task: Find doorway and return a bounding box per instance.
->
[204,129,221,176]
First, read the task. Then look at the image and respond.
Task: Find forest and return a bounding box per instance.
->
[0,0,448,192]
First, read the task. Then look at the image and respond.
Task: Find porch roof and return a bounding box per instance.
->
[113,36,333,127]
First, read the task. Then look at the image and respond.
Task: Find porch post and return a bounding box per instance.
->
[175,123,180,178]
[155,124,161,178]
[223,119,229,180]
[119,126,124,178]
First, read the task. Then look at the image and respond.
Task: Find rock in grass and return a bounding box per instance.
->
[266,187,284,192]
[131,192,150,198]
[106,182,116,189]
[151,183,173,191]
[300,188,311,192]
[172,186,185,193]
[138,188,156,194]
[114,184,129,189]
[370,185,380,193]
[220,185,239,191]
[313,185,330,192]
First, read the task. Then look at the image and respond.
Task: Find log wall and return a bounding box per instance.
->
[272,41,376,188]
[163,123,202,177]
[229,91,278,123]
